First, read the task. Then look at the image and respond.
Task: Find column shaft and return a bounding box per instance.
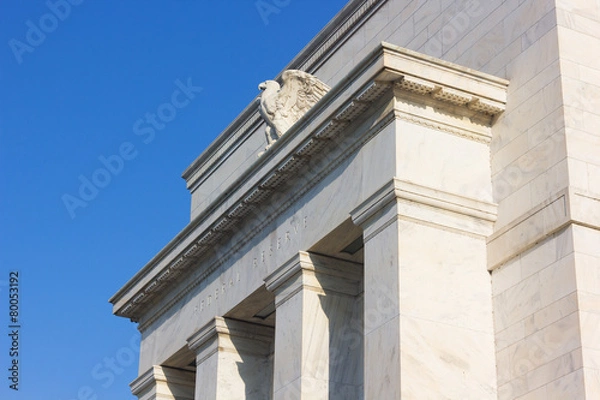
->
[352,179,497,399]
[187,316,273,400]
[265,251,363,400]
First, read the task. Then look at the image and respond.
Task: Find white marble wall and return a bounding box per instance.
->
[557,2,600,395]
[311,1,599,397]
[125,1,600,398]
[492,226,582,398]
[573,225,600,398]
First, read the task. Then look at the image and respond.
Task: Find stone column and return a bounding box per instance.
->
[130,365,195,400]
[351,178,498,399]
[186,316,274,400]
[265,251,363,400]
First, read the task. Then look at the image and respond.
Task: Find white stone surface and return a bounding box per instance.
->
[111,0,600,398]
[353,194,497,399]
[265,252,363,399]
[187,317,273,400]
[130,365,195,400]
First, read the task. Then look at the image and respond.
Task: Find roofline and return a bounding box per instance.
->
[111,0,386,306]
[180,0,386,183]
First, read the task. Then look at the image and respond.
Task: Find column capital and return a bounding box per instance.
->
[187,316,273,363]
[350,177,497,240]
[130,365,194,400]
[264,251,362,306]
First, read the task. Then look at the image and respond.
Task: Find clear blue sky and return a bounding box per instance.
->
[0,1,348,398]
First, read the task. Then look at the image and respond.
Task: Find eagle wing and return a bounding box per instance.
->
[277,70,330,128]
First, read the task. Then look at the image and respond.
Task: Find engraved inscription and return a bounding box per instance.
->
[252,215,308,268]
[196,270,241,314]
[194,214,308,318]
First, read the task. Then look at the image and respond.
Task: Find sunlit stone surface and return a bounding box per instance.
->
[112,0,600,398]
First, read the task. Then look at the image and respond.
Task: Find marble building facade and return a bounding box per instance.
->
[111,0,600,398]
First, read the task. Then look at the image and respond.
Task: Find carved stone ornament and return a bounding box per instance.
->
[258,70,330,153]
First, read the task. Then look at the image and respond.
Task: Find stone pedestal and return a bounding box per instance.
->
[187,317,274,400]
[265,251,363,399]
[130,365,195,400]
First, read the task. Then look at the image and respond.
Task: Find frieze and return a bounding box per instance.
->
[252,216,308,268]
[190,215,308,318]
[195,270,241,315]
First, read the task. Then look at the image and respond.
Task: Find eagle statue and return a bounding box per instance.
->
[258,70,330,152]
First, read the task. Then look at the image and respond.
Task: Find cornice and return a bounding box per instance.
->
[111,42,508,323]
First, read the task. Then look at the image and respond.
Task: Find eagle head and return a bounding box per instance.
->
[258,80,280,93]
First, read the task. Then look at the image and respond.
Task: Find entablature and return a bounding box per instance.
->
[110,42,509,323]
